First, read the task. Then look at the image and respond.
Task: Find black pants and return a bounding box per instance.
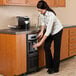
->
[44,29,63,71]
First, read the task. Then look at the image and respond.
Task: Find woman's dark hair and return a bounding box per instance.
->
[37,0,56,15]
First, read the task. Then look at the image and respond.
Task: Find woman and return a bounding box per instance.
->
[33,0,63,74]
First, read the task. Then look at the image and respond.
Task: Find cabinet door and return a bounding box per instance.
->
[51,28,69,60]
[69,27,76,56]
[0,0,7,5]
[27,0,39,6]
[39,44,46,68]
[56,0,66,7]
[60,28,69,60]
[0,0,4,5]
[45,0,55,7]
[6,0,26,5]
[0,34,16,76]
[16,34,26,75]
[27,0,55,7]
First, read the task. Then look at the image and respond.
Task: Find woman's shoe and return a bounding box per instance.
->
[54,70,59,73]
[47,69,54,74]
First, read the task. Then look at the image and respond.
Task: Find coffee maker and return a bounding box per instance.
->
[17,16,30,30]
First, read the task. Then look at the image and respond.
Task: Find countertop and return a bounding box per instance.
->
[0,25,76,35]
[0,27,39,35]
[63,25,76,28]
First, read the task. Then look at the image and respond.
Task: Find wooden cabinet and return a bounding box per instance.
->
[60,28,69,60]
[26,0,39,6]
[0,34,26,76]
[27,0,65,7]
[7,0,26,5]
[69,27,76,56]
[39,44,46,68]
[0,0,27,5]
[51,28,69,60]
[0,0,66,7]
[45,0,55,7]
[0,0,7,5]
[45,0,65,7]
[0,0,4,5]
[55,0,66,7]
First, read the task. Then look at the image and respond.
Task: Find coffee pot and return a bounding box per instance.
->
[17,16,30,30]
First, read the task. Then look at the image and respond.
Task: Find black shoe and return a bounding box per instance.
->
[47,69,54,74]
[53,69,59,73]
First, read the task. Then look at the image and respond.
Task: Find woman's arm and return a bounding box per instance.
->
[41,26,45,32]
[33,35,47,48]
[37,26,45,39]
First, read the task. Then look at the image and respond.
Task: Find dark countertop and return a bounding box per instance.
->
[63,25,76,28]
[0,27,40,35]
[0,25,76,35]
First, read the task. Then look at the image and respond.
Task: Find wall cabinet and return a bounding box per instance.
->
[0,0,6,5]
[6,0,27,5]
[0,0,27,5]
[45,0,55,7]
[26,0,65,7]
[0,0,3,5]
[26,0,39,6]
[55,0,66,7]
[0,0,66,7]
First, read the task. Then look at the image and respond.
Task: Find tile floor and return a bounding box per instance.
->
[0,56,76,76]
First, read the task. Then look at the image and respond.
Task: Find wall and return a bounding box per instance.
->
[0,0,76,29]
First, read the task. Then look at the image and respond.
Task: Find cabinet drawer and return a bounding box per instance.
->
[70,28,76,36]
[70,38,76,44]
[70,35,76,39]
[69,49,76,56]
[70,43,76,50]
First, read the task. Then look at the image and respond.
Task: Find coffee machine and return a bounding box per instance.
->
[17,16,30,30]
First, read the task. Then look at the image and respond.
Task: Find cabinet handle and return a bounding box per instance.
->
[71,38,76,40]
[71,44,76,47]
[71,31,76,33]
[71,51,76,54]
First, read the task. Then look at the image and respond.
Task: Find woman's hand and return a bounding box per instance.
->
[33,35,47,48]
[33,42,41,48]
[37,31,43,39]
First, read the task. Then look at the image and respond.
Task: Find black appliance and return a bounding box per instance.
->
[17,16,30,30]
[26,33,39,73]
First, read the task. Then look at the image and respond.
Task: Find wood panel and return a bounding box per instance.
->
[69,49,76,56]
[0,0,4,5]
[56,0,66,7]
[51,28,69,60]
[45,0,55,7]
[39,44,46,68]
[27,0,39,6]
[6,0,26,5]
[60,28,69,60]
[0,0,66,7]
[16,34,27,75]
[0,34,16,76]
[69,27,76,56]
[0,33,27,76]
